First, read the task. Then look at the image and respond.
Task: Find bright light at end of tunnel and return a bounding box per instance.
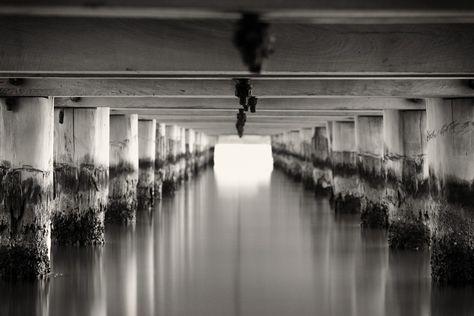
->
[214,143,273,190]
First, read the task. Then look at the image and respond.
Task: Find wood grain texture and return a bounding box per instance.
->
[0,18,473,75]
[1,78,473,97]
[111,108,381,116]
[1,0,474,24]
[54,97,425,110]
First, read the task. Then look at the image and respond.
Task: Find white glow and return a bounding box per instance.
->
[214,144,273,192]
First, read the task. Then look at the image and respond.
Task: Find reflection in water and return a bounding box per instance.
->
[2,168,474,315]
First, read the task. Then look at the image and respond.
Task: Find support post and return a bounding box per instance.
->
[137,119,156,209]
[154,123,166,200]
[53,107,109,244]
[178,127,186,182]
[384,110,429,250]
[288,130,303,180]
[300,128,315,189]
[271,133,286,171]
[426,98,474,284]
[194,131,202,173]
[207,136,216,166]
[355,116,387,228]
[185,128,195,179]
[162,125,179,197]
[331,121,360,213]
[312,126,333,197]
[107,114,138,224]
[0,97,54,278]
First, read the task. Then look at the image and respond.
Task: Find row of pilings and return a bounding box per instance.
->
[0,99,215,279]
[272,100,474,285]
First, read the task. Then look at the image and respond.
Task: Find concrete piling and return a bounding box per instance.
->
[300,128,315,189]
[312,126,333,197]
[288,130,303,180]
[384,110,429,250]
[331,121,360,213]
[0,97,54,279]
[137,119,156,209]
[162,125,180,197]
[107,114,139,224]
[355,116,387,228]
[185,128,195,179]
[154,123,167,200]
[178,127,186,182]
[194,131,202,173]
[53,107,110,245]
[426,98,474,284]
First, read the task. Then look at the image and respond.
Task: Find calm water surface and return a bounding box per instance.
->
[2,168,474,316]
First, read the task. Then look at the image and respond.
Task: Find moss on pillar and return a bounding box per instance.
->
[137,158,154,209]
[332,151,360,213]
[333,193,361,214]
[389,217,430,250]
[107,162,138,224]
[0,168,52,279]
[358,155,388,228]
[429,175,474,284]
[52,163,108,245]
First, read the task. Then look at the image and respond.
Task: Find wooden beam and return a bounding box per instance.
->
[110,108,381,116]
[1,18,473,76]
[2,78,474,97]
[133,116,354,123]
[1,1,474,24]
[217,135,271,145]
[171,123,325,136]
[55,97,425,110]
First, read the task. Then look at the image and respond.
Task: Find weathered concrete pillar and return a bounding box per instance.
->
[154,123,166,200]
[137,119,156,209]
[184,128,195,179]
[201,134,214,168]
[300,128,315,189]
[331,121,360,213]
[162,125,179,197]
[0,97,54,278]
[355,116,387,228]
[288,130,303,180]
[312,126,333,197]
[194,131,202,172]
[426,98,474,284]
[107,114,138,224]
[53,107,109,245]
[271,133,285,170]
[178,127,186,181]
[207,136,216,166]
[384,110,429,250]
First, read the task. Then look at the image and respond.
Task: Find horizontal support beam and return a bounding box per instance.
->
[1,2,474,24]
[133,116,354,123]
[111,108,381,116]
[1,18,473,76]
[172,124,325,136]
[217,135,271,145]
[2,78,474,97]
[55,97,425,110]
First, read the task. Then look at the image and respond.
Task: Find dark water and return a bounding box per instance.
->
[2,169,474,316]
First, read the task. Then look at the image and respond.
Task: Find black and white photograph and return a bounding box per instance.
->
[0,1,474,315]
